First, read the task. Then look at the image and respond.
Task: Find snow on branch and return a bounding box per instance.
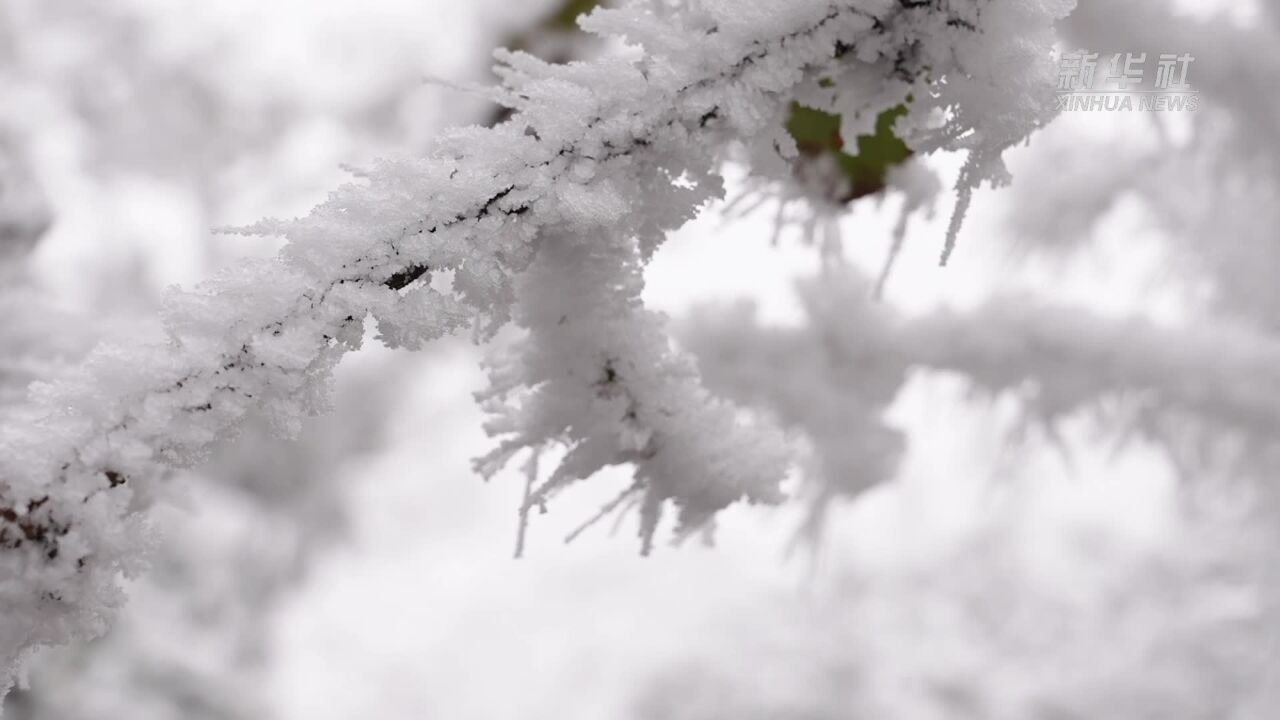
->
[0,0,1068,694]
[685,271,1280,516]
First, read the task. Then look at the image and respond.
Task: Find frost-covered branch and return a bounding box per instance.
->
[686,271,1280,516]
[0,0,1067,693]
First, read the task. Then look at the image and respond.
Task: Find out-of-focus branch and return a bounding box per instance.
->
[685,271,1280,511]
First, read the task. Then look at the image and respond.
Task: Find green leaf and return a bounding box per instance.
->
[548,0,603,30]
[785,104,913,203]
[528,0,914,204]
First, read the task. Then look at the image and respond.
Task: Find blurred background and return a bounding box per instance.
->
[2,0,1278,718]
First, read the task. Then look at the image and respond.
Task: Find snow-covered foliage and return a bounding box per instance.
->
[1012,0,1280,322]
[5,364,401,720]
[0,119,409,717]
[611,4,1280,715]
[0,0,1072,694]
[686,267,1280,542]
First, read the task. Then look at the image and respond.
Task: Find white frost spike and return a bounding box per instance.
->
[478,232,790,554]
[875,160,941,297]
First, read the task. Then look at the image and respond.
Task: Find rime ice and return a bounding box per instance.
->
[0,0,1068,696]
